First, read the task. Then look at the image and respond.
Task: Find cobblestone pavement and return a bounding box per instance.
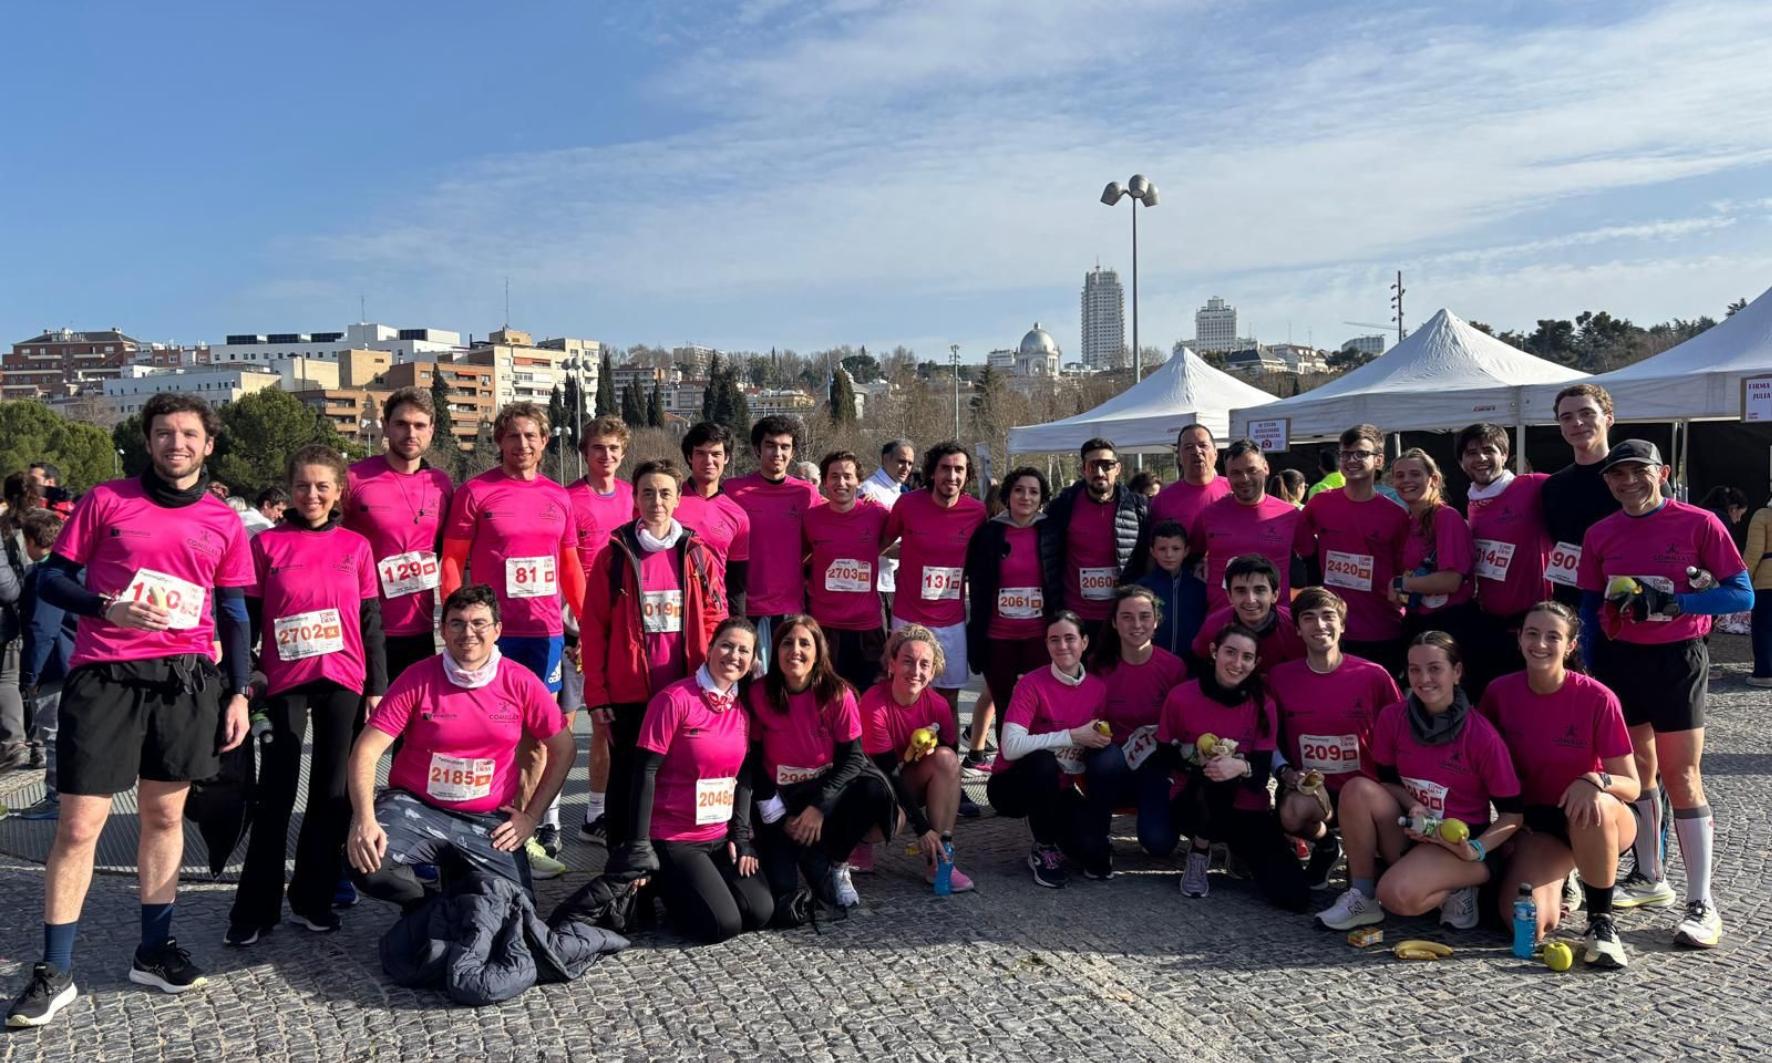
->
[1,640,1768,1061]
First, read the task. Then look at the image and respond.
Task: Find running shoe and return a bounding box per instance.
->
[830,864,861,909]
[128,940,208,994]
[957,792,983,819]
[945,865,976,893]
[1316,887,1383,930]
[1305,834,1342,890]
[1582,914,1628,968]
[16,795,59,821]
[290,910,341,934]
[960,751,992,779]
[848,843,875,874]
[333,876,360,909]
[524,838,568,880]
[1614,871,1676,909]
[1083,854,1114,881]
[961,725,997,755]
[1562,870,1582,916]
[27,744,46,770]
[1746,675,1772,689]
[1029,844,1067,889]
[536,823,563,858]
[223,923,265,948]
[5,963,76,1028]
[1674,899,1722,949]
[1180,848,1211,898]
[1439,886,1479,930]
[578,814,607,844]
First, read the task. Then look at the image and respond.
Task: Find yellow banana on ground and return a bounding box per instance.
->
[1392,939,1453,960]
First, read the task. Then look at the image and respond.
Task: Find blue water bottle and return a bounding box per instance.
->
[933,841,955,896]
[1511,883,1537,958]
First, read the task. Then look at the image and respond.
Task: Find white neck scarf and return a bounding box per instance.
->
[442,647,502,690]
[1466,471,1515,504]
[638,519,684,552]
[1050,663,1086,687]
[696,664,738,711]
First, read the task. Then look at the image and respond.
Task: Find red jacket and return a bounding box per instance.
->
[582,524,728,708]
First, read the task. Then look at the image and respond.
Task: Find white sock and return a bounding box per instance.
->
[585,791,606,823]
[1673,805,1714,904]
[543,795,561,830]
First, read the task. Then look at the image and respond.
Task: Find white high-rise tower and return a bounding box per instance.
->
[1080,266,1126,369]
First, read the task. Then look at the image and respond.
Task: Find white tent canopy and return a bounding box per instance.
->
[1228,308,1588,443]
[1522,284,1772,422]
[1007,347,1277,454]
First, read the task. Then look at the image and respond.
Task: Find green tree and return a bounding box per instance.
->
[841,351,882,384]
[211,388,353,494]
[113,415,149,477]
[596,352,616,417]
[1726,297,1748,317]
[700,353,723,423]
[621,380,646,426]
[829,367,857,425]
[429,367,455,444]
[0,400,118,490]
[647,383,665,428]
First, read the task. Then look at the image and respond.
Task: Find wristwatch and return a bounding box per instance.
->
[1593,771,1613,791]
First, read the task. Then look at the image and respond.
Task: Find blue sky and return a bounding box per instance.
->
[4,0,1770,362]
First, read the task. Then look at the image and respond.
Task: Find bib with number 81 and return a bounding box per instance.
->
[505,555,558,599]
[378,550,440,598]
[123,568,205,630]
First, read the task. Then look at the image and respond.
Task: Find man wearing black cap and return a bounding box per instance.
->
[1576,439,1751,949]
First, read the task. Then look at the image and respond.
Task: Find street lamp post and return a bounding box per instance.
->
[1100,174,1160,383]
[949,344,961,438]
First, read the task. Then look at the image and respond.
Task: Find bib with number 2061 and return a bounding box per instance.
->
[505,555,558,599]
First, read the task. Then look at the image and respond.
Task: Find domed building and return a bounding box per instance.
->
[1014,323,1061,377]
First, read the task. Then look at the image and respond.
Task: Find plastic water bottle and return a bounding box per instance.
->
[933,841,955,896]
[250,712,274,744]
[1511,883,1537,958]
[1398,813,1442,837]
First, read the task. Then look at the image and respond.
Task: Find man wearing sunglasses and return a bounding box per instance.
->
[1039,438,1151,644]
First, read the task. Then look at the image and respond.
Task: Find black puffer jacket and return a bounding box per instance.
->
[380,876,629,1007]
[964,511,1057,667]
[1037,482,1151,610]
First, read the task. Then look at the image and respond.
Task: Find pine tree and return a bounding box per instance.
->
[701,353,723,423]
[829,367,857,425]
[596,352,616,417]
[621,380,646,426]
[647,383,665,428]
[428,366,455,447]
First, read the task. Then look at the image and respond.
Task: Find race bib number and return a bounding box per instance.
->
[1473,539,1515,583]
[997,586,1043,620]
[1053,745,1086,775]
[775,763,830,786]
[1401,776,1449,815]
[272,608,344,661]
[427,753,495,803]
[695,776,737,825]
[1298,733,1360,774]
[1323,550,1375,593]
[1079,566,1118,601]
[1121,724,1160,771]
[823,558,873,594]
[122,568,205,630]
[920,565,962,601]
[1636,575,1678,622]
[377,550,440,598]
[504,555,558,599]
[1545,541,1581,588]
[641,589,683,634]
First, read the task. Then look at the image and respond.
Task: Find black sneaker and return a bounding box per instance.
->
[960,725,997,755]
[957,792,982,819]
[223,923,265,948]
[290,910,341,934]
[1083,859,1114,882]
[1305,833,1342,890]
[537,824,563,858]
[578,815,608,844]
[1028,844,1067,889]
[128,939,208,994]
[6,963,76,1028]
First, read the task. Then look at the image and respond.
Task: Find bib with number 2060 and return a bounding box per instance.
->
[504,555,558,599]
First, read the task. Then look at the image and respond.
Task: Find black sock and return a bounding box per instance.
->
[1584,882,1614,919]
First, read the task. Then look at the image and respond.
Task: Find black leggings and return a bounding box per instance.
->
[604,701,648,848]
[1173,778,1309,913]
[654,838,775,943]
[231,679,361,927]
[757,773,896,902]
[985,749,1083,851]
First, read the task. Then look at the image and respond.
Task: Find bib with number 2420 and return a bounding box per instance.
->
[1323,551,1375,593]
[504,555,558,599]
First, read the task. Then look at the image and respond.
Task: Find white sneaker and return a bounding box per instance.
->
[1674,899,1722,949]
[1316,887,1384,930]
[830,864,860,909]
[1561,870,1582,916]
[1582,914,1628,968]
[1614,871,1676,909]
[1180,849,1210,898]
[524,838,567,880]
[1439,886,1479,930]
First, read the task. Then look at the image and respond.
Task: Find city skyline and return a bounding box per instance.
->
[4,2,1770,363]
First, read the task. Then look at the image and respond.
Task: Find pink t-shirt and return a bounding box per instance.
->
[1100,648,1187,734]
[1466,473,1551,618]
[346,457,455,637]
[567,478,634,575]
[1577,500,1747,644]
[444,469,579,638]
[1480,671,1632,807]
[746,684,863,788]
[993,665,1105,776]
[55,478,255,668]
[1150,476,1231,533]
[724,473,823,617]
[1401,505,1475,614]
[1370,700,1520,827]
[987,522,1047,640]
[803,500,890,631]
[1157,680,1278,809]
[636,677,752,843]
[1295,489,1409,641]
[1062,494,1122,619]
[638,547,688,692]
[1192,605,1306,675]
[884,490,987,628]
[676,489,751,569]
[1189,495,1300,611]
[858,680,951,757]
[251,524,379,696]
[370,656,563,814]
[1267,654,1399,793]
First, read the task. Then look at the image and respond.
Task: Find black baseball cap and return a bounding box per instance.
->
[1600,439,1663,472]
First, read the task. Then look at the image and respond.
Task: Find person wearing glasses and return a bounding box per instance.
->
[1039,438,1150,645]
[1294,424,1410,676]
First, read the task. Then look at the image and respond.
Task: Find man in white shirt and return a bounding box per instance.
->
[857,440,915,606]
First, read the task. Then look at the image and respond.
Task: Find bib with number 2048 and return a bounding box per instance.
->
[273,608,344,661]
[427,752,495,803]
[695,776,737,825]
[504,555,558,599]
[122,568,206,630]
[378,550,440,598]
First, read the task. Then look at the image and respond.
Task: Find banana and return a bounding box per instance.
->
[1392,939,1453,958]
[1393,946,1442,961]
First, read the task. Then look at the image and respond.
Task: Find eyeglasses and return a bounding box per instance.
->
[1087,460,1120,472]
[445,620,496,634]
[1338,450,1377,462]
